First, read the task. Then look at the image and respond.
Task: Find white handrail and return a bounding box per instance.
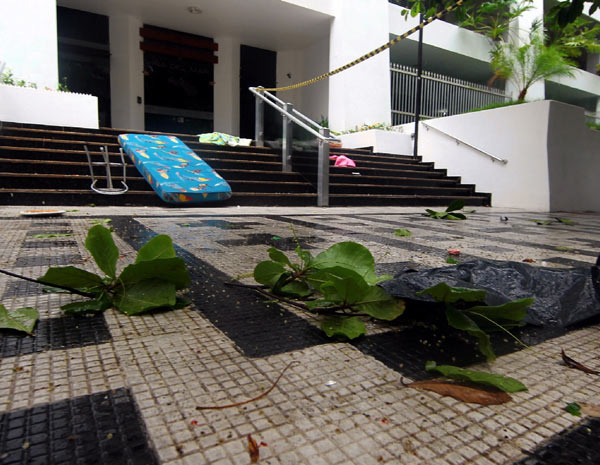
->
[422,122,508,164]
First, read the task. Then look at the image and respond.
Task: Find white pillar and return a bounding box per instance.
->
[109,15,144,130]
[328,0,391,131]
[213,36,240,135]
[0,0,58,89]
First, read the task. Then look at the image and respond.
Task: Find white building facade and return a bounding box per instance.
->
[1,0,599,133]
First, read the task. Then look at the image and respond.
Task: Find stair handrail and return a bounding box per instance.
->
[421,122,508,164]
[250,86,340,207]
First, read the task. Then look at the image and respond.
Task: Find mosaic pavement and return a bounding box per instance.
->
[0,205,598,465]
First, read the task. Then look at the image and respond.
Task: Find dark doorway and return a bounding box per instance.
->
[239,45,278,140]
[57,7,111,127]
[141,25,216,134]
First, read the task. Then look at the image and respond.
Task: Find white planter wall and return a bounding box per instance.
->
[416,100,600,212]
[0,85,99,129]
[340,129,412,155]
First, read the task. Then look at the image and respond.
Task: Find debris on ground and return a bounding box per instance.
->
[561,349,600,375]
[382,257,600,327]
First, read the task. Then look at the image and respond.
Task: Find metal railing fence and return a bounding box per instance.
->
[250,87,339,207]
[390,63,508,125]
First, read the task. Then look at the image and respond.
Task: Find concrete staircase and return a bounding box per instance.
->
[0,122,491,207]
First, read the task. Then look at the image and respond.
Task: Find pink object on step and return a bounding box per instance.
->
[328,155,356,167]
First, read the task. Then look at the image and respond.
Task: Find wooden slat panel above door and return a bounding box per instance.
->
[140,42,218,64]
[139,27,218,52]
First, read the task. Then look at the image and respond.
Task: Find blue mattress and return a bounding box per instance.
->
[118,134,232,204]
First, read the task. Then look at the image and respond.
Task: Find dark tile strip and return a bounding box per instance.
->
[14,254,83,268]
[512,418,600,465]
[0,388,159,465]
[21,241,78,249]
[110,217,328,358]
[0,314,112,358]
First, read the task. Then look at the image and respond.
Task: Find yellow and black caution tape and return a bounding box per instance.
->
[259,0,463,92]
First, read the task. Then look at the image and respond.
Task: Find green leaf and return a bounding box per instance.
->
[61,293,112,315]
[135,235,176,262]
[85,225,119,278]
[565,402,582,416]
[312,266,370,305]
[32,233,73,238]
[417,282,486,304]
[114,279,176,315]
[39,266,105,292]
[320,316,366,340]
[394,229,412,237]
[278,280,311,298]
[254,260,286,288]
[528,219,553,225]
[555,246,575,252]
[295,246,313,267]
[425,361,528,392]
[312,242,380,285]
[446,213,467,220]
[119,258,190,290]
[446,257,460,264]
[267,247,294,268]
[554,217,576,225]
[0,305,38,335]
[467,298,533,323]
[353,286,405,320]
[446,307,496,361]
[446,199,466,212]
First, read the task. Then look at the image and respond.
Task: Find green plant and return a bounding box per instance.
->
[340,122,393,135]
[417,282,532,361]
[457,0,534,42]
[58,77,70,92]
[468,100,525,112]
[490,30,575,101]
[587,122,600,131]
[37,225,190,316]
[253,241,404,340]
[423,199,468,220]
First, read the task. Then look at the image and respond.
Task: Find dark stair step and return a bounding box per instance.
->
[329,183,475,196]
[329,193,490,207]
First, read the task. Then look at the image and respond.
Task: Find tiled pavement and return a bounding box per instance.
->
[0,205,598,465]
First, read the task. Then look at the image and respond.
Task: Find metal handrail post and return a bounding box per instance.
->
[282,103,293,172]
[255,93,265,147]
[101,146,114,190]
[317,127,330,207]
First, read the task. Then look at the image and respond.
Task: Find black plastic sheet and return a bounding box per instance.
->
[381,256,600,328]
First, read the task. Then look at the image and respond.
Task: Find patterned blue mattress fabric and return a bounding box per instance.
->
[118,134,232,204]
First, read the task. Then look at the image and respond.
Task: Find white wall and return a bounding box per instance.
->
[328,0,391,131]
[214,36,241,135]
[547,102,600,212]
[0,84,98,129]
[417,101,553,211]
[416,100,600,211]
[0,0,58,89]
[109,15,145,130]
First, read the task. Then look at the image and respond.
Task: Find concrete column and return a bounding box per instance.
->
[213,36,240,135]
[109,15,144,130]
[0,0,58,89]
[328,0,391,131]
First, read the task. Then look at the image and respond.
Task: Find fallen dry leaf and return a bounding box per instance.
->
[522,258,535,263]
[248,434,259,463]
[580,403,600,417]
[561,349,600,375]
[406,379,512,405]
